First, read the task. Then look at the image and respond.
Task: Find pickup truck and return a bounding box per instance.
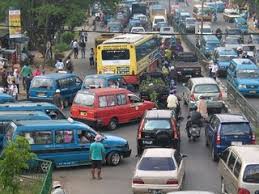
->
[174,52,202,81]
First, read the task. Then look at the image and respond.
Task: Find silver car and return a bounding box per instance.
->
[132,148,186,194]
[183,77,224,113]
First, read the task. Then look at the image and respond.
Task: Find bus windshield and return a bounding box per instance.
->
[237,70,259,78]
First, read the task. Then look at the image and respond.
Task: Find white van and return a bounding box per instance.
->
[152,16,167,31]
[219,145,259,194]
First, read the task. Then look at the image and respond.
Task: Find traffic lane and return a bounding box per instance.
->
[53,122,138,194]
[178,84,221,194]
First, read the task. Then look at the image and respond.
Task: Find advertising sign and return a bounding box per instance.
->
[9,9,22,38]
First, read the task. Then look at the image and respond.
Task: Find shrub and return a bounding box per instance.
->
[54,42,70,53]
[60,31,75,44]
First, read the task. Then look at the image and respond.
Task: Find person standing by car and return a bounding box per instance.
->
[53,89,64,110]
[20,63,32,89]
[90,134,105,180]
[65,56,74,73]
[89,48,94,67]
[55,59,64,72]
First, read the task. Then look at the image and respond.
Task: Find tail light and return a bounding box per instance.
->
[251,132,256,144]
[216,134,221,145]
[133,178,144,184]
[190,93,195,101]
[166,179,178,184]
[219,91,223,100]
[172,118,178,139]
[238,188,250,194]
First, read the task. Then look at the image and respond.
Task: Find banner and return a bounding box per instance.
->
[9,9,22,38]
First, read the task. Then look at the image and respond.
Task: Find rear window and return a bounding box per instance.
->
[31,78,53,89]
[83,78,105,89]
[102,50,130,60]
[143,119,171,131]
[194,84,219,93]
[138,157,175,171]
[74,93,94,106]
[221,123,251,135]
[243,165,259,183]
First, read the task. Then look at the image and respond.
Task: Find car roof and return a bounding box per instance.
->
[145,110,172,119]
[0,111,48,116]
[0,102,58,109]
[230,145,259,163]
[190,77,217,85]
[142,148,175,158]
[33,73,75,80]
[78,88,130,95]
[84,74,121,80]
[203,35,219,41]
[231,59,257,69]
[214,114,248,123]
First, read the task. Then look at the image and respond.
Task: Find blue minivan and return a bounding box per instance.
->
[29,73,82,105]
[201,35,220,58]
[213,47,238,77]
[0,111,51,150]
[0,102,66,119]
[205,114,255,161]
[82,74,134,91]
[227,58,259,95]
[4,119,131,167]
[234,17,248,34]
[0,93,15,103]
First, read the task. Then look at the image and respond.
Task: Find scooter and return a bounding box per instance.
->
[187,116,201,141]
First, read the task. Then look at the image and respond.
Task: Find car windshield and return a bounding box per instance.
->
[138,157,175,171]
[253,38,259,44]
[221,122,251,135]
[83,78,105,89]
[225,38,240,44]
[194,84,219,93]
[202,28,212,33]
[186,19,195,24]
[73,93,94,106]
[143,119,171,131]
[237,70,259,79]
[206,43,219,48]
[242,46,255,52]
[243,165,259,183]
[218,56,235,62]
[154,19,164,24]
[30,78,53,89]
[227,29,241,35]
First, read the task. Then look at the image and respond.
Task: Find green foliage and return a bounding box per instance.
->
[54,42,70,53]
[0,136,35,194]
[61,31,75,44]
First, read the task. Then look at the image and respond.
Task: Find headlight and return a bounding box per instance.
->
[238,84,246,89]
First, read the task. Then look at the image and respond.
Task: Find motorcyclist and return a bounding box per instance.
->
[197,95,208,120]
[215,28,222,40]
[236,47,243,57]
[186,106,202,139]
[167,90,180,119]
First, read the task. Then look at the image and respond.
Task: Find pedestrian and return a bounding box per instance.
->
[90,134,105,180]
[51,181,66,194]
[25,75,32,99]
[1,68,8,90]
[65,56,74,73]
[211,62,218,80]
[55,59,64,72]
[33,65,42,77]
[79,40,86,59]
[20,63,32,89]
[53,89,64,110]
[72,39,79,59]
[7,72,14,87]
[89,48,94,67]
[13,69,20,94]
[8,80,18,100]
[197,95,208,120]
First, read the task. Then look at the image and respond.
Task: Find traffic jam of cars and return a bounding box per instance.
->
[1,0,259,194]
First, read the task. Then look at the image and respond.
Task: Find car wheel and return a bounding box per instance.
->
[108,118,118,130]
[107,152,121,166]
[211,147,218,162]
[221,177,227,194]
[40,160,51,173]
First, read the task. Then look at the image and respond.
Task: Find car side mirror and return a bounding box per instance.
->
[182,154,188,158]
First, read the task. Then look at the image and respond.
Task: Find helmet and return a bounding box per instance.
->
[237,47,242,51]
[56,89,61,93]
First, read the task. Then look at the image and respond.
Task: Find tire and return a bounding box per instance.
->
[107,152,121,166]
[221,177,226,194]
[40,161,51,173]
[108,118,118,130]
[211,147,218,162]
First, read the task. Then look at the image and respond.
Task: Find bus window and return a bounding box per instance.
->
[102,50,130,60]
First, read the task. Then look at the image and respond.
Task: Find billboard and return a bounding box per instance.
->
[9,9,22,38]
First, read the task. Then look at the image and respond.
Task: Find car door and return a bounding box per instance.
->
[232,158,242,194]
[207,116,216,147]
[218,148,230,182]
[174,151,185,186]
[127,94,146,119]
[115,93,129,123]
[225,152,238,193]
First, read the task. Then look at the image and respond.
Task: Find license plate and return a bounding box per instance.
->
[143,140,153,145]
[249,91,256,94]
[37,93,46,97]
[80,111,87,116]
[231,141,242,146]
[185,75,192,78]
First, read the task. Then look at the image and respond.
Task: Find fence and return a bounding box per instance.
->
[227,81,259,128]
[0,159,53,194]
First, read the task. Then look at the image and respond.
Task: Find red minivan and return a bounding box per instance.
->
[70,88,155,130]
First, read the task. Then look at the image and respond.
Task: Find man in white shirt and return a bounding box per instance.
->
[55,59,64,71]
[211,62,218,80]
[167,90,179,109]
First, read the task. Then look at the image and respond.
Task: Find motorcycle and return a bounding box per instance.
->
[187,116,201,141]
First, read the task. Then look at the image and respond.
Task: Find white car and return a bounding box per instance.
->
[160,27,174,35]
[131,27,145,33]
[167,191,215,194]
[152,16,167,31]
[132,148,186,194]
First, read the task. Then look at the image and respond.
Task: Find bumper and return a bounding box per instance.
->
[132,184,180,194]
[71,117,104,128]
[177,72,201,81]
[29,97,53,102]
[186,27,195,32]
[189,101,224,110]
[238,89,259,96]
[138,139,179,152]
[121,149,131,158]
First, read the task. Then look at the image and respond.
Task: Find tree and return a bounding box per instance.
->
[0,136,35,194]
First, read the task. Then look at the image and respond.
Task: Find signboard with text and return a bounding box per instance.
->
[9,9,22,38]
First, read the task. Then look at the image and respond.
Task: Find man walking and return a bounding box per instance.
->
[53,89,64,110]
[90,134,105,180]
[72,39,79,59]
[20,63,32,89]
[79,40,86,59]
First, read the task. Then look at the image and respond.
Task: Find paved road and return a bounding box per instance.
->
[53,22,221,194]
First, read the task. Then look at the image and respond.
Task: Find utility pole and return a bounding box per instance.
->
[168,0,172,25]
[201,0,204,35]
